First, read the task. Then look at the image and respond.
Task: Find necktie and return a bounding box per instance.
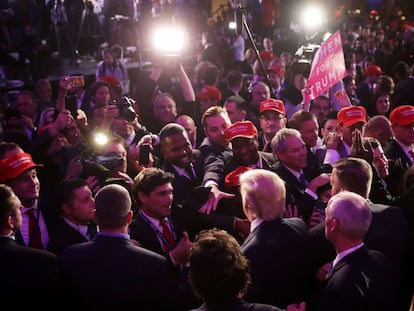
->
[299,173,309,188]
[87,222,97,241]
[25,209,43,249]
[185,164,196,181]
[159,219,176,253]
[262,142,270,152]
[325,261,334,280]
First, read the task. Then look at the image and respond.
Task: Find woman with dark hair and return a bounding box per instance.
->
[367,92,391,118]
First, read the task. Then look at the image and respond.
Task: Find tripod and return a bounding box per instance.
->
[74,0,103,60]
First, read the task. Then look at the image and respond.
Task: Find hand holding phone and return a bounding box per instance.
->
[68,75,85,88]
[138,143,151,165]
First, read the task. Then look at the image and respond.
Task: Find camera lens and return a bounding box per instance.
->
[116,96,137,122]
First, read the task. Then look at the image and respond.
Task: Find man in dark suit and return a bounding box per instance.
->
[0,143,58,250]
[288,110,326,180]
[158,123,239,239]
[384,105,414,197]
[198,106,235,214]
[223,120,277,177]
[47,178,97,257]
[219,120,278,238]
[239,169,314,309]
[271,128,331,224]
[355,64,383,106]
[200,31,220,66]
[311,191,395,311]
[129,167,192,266]
[60,184,193,310]
[0,184,62,307]
[392,63,414,108]
[309,157,409,310]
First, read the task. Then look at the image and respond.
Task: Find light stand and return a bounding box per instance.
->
[74,0,101,62]
[234,5,274,94]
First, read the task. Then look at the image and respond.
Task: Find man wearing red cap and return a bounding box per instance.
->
[356,64,384,106]
[316,106,367,165]
[196,85,222,118]
[384,105,414,197]
[223,120,277,178]
[0,142,57,250]
[245,81,271,131]
[257,98,287,153]
[267,60,285,99]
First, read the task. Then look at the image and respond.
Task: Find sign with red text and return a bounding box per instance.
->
[307,31,347,98]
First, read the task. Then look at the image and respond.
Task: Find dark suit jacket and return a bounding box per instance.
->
[199,137,233,189]
[309,201,409,310]
[384,138,413,196]
[272,162,316,224]
[47,217,92,257]
[201,44,220,65]
[241,218,314,309]
[129,212,184,257]
[312,246,395,311]
[60,235,192,310]
[162,149,236,238]
[257,132,273,153]
[0,237,62,306]
[355,81,373,106]
[14,197,59,249]
[392,77,414,108]
[310,201,409,267]
[190,298,283,311]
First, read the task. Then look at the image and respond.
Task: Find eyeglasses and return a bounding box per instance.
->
[260,115,285,122]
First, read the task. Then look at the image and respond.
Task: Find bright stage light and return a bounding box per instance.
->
[152,26,188,56]
[300,5,326,32]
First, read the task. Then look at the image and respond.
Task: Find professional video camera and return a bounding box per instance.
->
[112,96,137,122]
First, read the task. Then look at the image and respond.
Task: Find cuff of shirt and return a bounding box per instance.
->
[324,149,340,164]
[204,180,218,188]
[305,188,318,200]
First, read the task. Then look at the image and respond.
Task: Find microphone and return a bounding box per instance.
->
[234,8,243,36]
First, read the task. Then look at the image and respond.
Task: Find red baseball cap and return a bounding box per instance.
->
[224,166,253,190]
[365,65,384,76]
[196,85,222,101]
[226,121,258,141]
[259,51,276,61]
[0,152,43,182]
[390,105,414,126]
[260,98,285,115]
[337,106,367,127]
[267,64,284,77]
[99,75,120,87]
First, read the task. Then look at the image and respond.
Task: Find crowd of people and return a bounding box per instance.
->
[1,0,414,310]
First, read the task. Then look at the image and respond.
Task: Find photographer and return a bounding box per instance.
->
[66,133,134,195]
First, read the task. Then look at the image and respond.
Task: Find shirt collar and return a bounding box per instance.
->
[333,242,364,267]
[21,201,38,213]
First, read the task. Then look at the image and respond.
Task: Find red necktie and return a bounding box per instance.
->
[26,209,43,249]
[159,219,176,253]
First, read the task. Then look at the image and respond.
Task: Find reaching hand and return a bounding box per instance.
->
[350,128,373,164]
[198,185,235,215]
[284,204,300,218]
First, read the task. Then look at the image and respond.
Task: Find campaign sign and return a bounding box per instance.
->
[307,31,347,98]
